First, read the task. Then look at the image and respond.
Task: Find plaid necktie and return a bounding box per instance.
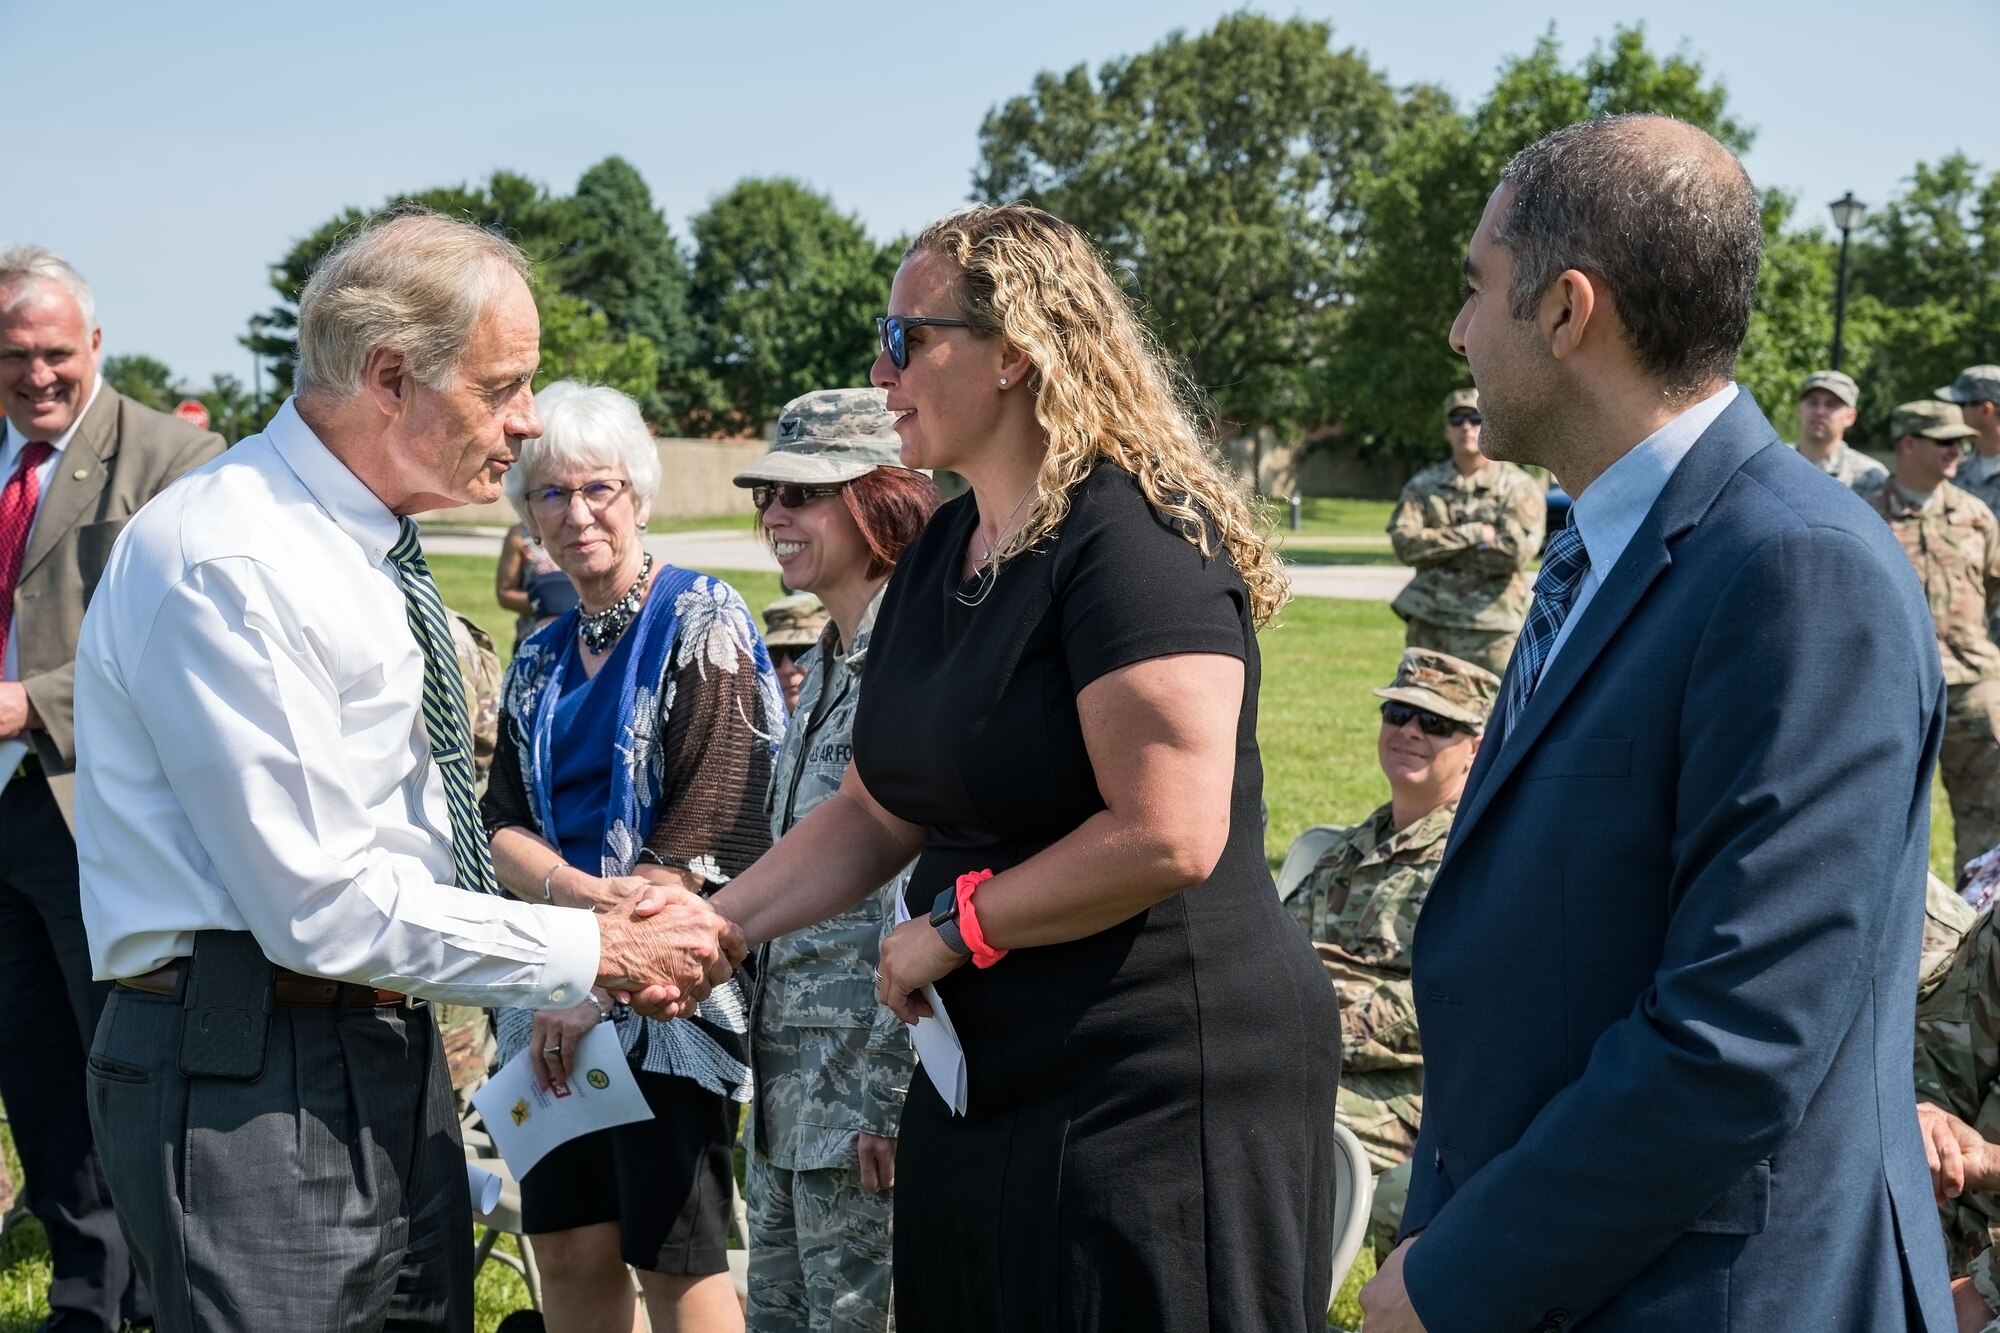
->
[1501,521,1591,729]
[0,440,54,666]
[388,518,498,895]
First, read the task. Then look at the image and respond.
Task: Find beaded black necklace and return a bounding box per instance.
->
[580,553,654,654]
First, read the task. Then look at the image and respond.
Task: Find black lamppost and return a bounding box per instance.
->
[1828,192,1867,370]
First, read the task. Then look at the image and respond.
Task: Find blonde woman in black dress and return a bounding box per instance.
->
[694,203,1338,1332]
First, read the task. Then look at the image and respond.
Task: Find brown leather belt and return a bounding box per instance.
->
[117,961,412,1008]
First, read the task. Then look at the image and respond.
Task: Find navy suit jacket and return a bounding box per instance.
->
[1402,392,1956,1332]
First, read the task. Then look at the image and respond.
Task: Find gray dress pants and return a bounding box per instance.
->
[87,986,473,1332]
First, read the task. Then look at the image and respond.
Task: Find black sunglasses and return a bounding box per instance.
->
[752,482,846,512]
[1380,700,1473,738]
[1447,412,1484,427]
[877,314,971,370]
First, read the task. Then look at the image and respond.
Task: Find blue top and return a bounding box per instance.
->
[547,626,640,871]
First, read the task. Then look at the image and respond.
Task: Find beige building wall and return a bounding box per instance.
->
[417,436,769,527]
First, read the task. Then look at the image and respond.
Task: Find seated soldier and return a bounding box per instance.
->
[1287,647,1497,1259]
[1913,902,2000,1332]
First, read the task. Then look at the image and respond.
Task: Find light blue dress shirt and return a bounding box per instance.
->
[1541,382,1740,673]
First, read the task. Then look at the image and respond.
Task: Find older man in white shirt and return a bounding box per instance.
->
[73,211,740,1333]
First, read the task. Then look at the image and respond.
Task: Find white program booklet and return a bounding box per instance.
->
[892,891,970,1115]
[471,1022,653,1176]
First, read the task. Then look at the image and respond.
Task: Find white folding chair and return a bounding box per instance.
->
[1328,1120,1376,1301]
[1276,824,1348,903]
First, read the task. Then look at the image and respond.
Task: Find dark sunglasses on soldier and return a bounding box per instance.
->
[877,314,971,370]
[1447,412,1483,427]
[752,482,847,512]
[1380,701,1472,738]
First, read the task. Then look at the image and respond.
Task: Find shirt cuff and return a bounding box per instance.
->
[533,905,602,1008]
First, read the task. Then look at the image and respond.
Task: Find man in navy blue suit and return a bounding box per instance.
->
[1359,114,1956,1332]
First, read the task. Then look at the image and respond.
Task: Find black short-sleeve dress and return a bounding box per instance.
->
[852,461,1340,1332]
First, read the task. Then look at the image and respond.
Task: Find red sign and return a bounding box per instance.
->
[174,399,211,430]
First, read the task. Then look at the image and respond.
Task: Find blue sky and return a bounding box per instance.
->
[5,0,1991,388]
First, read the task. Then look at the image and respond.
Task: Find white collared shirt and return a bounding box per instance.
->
[1541,382,1740,673]
[1,376,102,681]
[73,397,599,1002]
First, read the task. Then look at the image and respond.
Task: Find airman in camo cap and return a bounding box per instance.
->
[734,387,913,486]
[1441,387,1480,420]
[1795,370,1882,496]
[1940,369,2000,517]
[1372,647,1500,729]
[1892,400,1977,444]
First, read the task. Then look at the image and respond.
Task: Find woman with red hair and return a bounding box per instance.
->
[733,388,939,1332]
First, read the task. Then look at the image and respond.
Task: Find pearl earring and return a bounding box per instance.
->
[999,378,1008,388]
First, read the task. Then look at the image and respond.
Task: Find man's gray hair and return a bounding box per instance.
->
[1495,113,1762,397]
[507,381,663,525]
[0,245,98,331]
[295,209,533,400]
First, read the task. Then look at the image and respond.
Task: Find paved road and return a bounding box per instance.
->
[421,527,1414,602]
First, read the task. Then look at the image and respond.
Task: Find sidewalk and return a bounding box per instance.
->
[419,527,1415,602]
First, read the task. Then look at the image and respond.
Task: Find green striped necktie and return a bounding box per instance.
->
[388,518,500,896]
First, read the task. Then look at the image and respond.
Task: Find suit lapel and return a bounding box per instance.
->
[1440,391,1779,867]
[19,389,117,583]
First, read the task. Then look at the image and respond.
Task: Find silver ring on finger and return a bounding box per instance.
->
[544,1045,562,1055]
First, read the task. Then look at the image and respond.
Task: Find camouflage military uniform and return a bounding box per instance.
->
[1805,441,1887,496]
[437,609,502,1113]
[747,587,913,1333]
[1960,453,2000,539]
[1915,909,2000,1276]
[1292,801,1452,1257]
[1388,460,1546,674]
[1867,479,2000,874]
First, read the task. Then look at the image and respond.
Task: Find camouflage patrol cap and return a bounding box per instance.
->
[1442,388,1481,420]
[1891,400,1976,443]
[734,387,912,486]
[1937,366,2000,406]
[1799,370,1859,408]
[762,592,829,649]
[1372,648,1500,729]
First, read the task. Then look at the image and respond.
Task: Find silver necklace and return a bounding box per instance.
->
[956,483,1037,608]
[580,553,654,653]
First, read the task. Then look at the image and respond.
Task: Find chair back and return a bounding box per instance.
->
[1276,825,1348,902]
[1328,1119,1376,1300]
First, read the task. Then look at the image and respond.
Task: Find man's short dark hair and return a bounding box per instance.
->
[1496,114,1761,397]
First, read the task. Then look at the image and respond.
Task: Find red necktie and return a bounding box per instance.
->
[0,440,55,666]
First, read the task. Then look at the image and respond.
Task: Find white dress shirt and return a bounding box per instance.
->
[1541,382,1740,673]
[73,397,599,1004]
[1,376,101,683]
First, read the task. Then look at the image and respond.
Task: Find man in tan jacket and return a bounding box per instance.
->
[0,245,222,1332]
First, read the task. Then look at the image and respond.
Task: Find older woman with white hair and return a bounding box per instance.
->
[481,380,783,1333]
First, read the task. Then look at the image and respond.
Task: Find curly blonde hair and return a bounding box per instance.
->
[909,204,1289,628]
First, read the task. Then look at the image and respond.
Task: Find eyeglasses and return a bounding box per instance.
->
[527,478,630,516]
[1380,701,1474,738]
[1447,412,1484,427]
[877,314,971,370]
[752,482,847,512]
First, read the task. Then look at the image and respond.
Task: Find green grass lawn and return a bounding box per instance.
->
[1260,495,1398,539]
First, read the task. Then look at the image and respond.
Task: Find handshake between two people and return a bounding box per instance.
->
[588,878,748,1019]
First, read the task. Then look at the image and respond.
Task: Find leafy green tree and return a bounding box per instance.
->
[535,287,661,406]
[974,13,1400,437]
[241,171,604,399]
[1330,27,1753,461]
[683,178,897,435]
[101,353,177,411]
[1835,154,2000,445]
[545,157,695,422]
[197,372,261,443]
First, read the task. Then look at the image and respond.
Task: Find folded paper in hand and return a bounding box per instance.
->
[893,890,969,1115]
[471,1022,653,1176]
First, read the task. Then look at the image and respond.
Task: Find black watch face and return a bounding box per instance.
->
[930,887,958,926]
